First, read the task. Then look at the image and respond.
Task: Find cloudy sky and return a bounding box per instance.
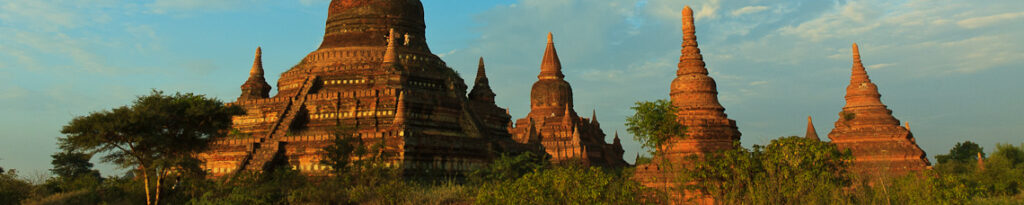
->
[1,0,1022,175]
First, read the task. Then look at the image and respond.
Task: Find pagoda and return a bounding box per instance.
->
[633,5,742,198]
[201,0,522,178]
[806,116,820,141]
[827,43,930,176]
[507,33,627,167]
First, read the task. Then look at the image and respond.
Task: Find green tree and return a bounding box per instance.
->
[0,170,34,205]
[681,137,853,204]
[469,152,550,183]
[626,99,685,154]
[59,90,243,205]
[975,143,1024,196]
[50,151,99,180]
[936,141,986,164]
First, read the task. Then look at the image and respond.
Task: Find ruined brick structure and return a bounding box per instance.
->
[200,0,526,178]
[633,6,741,201]
[828,43,930,176]
[507,33,628,167]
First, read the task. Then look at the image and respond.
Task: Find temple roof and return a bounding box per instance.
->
[530,33,574,115]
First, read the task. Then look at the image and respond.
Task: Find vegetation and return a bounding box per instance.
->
[57,90,243,205]
[626,99,685,154]
[2,94,1024,204]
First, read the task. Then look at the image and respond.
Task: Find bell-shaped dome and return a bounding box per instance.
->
[321,0,427,49]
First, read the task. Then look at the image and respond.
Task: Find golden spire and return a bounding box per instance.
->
[250,46,264,76]
[539,32,564,80]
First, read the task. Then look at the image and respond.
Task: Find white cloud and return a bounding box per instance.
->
[957,11,1024,29]
[731,6,769,16]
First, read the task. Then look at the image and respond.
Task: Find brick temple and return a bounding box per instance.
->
[827,43,930,176]
[200,0,535,178]
[507,33,628,167]
[633,5,742,199]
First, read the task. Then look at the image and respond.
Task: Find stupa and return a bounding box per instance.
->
[806,116,820,141]
[200,0,524,178]
[633,5,742,199]
[508,33,627,167]
[827,43,930,176]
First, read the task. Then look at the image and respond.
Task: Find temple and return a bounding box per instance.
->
[200,0,528,178]
[827,43,930,176]
[507,33,627,167]
[633,5,742,198]
[806,116,820,141]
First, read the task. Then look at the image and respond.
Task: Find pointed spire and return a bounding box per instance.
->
[806,116,820,141]
[843,43,887,110]
[251,47,264,76]
[591,109,599,125]
[613,130,621,145]
[239,46,271,101]
[476,57,488,83]
[977,152,985,170]
[678,5,708,76]
[394,92,406,125]
[905,121,911,131]
[539,32,564,80]
[383,28,399,65]
[469,57,496,103]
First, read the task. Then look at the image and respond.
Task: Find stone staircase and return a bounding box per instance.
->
[235,76,317,173]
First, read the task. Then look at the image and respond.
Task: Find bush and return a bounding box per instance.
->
[476,165,646,204]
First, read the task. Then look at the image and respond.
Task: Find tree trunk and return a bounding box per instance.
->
[141,166,152,205]
[155,168,163,205]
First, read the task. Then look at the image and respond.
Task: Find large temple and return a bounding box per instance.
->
[827,43,930,176]
[200,0,532,178]
[507,33,628,167]
[633,5,742,195]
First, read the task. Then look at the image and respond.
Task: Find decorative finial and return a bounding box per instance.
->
[547,32,553,43]
[250,46,264,76]
[905,121,910,131]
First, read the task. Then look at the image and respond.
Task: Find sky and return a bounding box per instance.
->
[1,0,1022,176]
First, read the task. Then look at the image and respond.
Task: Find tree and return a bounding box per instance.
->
[59,90,243,205]
[681,137,853,204]
[936,141,986,164]
[625,99,685,154]
[50,151,98,180]
[469,152,549,183]
[0,170,34,205]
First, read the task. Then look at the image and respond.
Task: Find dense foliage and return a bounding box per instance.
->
[626,99,685,154]
[681,137,853,204]
[58,90,243,205]
[476,165,647,205]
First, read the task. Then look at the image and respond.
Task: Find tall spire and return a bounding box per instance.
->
[678,6,708,76]
[469,57,496,103]
[239,46,272,101]
[251,47,264,76]
[806,116,820,141]
[591,109,599,125]
[844,43,886,109]
[383,28,399,65]
[476,57,488,83]
[613,130,621,145]
[539,32,564,80]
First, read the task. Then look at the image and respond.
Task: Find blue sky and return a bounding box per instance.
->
[1,0,1022,176]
